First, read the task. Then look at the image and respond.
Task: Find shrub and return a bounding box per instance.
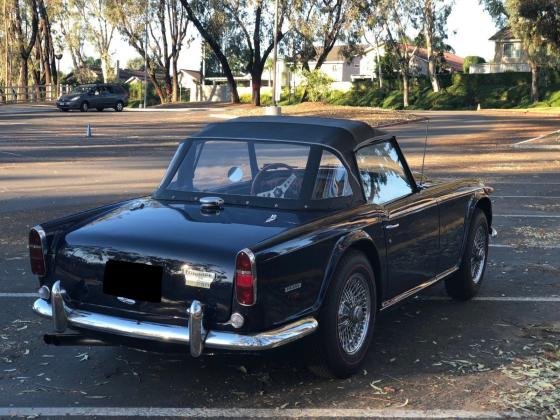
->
[301,70,333,102]
[463,56,486,73]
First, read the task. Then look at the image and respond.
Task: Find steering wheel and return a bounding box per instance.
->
[251,163,297,198]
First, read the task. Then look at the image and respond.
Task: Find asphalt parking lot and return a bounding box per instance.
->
[0,104,559,418]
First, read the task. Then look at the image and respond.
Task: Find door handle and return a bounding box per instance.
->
[385,223,400,230]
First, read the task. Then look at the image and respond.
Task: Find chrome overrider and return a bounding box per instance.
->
[33,281,318,356]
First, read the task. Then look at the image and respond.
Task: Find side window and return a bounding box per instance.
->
[312,150,352,199]
[356,141,414,205]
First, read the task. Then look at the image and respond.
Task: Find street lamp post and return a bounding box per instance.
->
[55,53,63,98]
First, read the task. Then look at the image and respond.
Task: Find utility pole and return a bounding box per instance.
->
[143,2,148,109]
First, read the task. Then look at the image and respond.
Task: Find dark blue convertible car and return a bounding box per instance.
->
[30,116,494,377]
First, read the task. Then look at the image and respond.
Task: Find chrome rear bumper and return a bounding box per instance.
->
[33,281,318,356]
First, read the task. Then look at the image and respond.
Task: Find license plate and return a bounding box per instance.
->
[103,260,162,303]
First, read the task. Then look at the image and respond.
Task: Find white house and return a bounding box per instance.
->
[278,44,464,92]
[469,28,531,74]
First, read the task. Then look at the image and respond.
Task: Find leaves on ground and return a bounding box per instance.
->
[500,326,560,418]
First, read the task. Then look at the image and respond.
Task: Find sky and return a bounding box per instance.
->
[60,0,499,74]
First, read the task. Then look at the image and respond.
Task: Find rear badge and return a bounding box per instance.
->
[285,282,302,293]
[117,296,136,305]
[182,266,216,289]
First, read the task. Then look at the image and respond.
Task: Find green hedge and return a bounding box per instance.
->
[325,71,560,110]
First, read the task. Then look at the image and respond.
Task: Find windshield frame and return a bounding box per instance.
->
[153,137,361,211]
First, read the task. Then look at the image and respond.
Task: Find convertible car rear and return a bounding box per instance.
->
[30,116,494,377]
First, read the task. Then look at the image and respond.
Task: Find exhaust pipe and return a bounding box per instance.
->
[43,334,108,346]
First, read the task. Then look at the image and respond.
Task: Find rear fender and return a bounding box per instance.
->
[314,230,380,311]
[458,192,493,264]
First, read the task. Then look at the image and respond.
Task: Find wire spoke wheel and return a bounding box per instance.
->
[337,273,371,355]
[470,225,487,284]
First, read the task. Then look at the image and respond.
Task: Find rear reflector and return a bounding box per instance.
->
[29,227,46,276]
[235,250,256,306]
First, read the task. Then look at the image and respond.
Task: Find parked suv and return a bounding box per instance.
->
[56,83,129,112]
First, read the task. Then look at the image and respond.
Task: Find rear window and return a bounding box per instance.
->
[157,139,353,205]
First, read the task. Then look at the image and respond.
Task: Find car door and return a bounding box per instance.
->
[99,85,112,107]
[355,139,440,303]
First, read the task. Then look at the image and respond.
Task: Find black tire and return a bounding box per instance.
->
[309,250,377,378]
[96,107,104,112]
[445,209,489,300]
[80,102,89,112]
[114,101,124,112]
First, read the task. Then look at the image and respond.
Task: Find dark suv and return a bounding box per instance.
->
[56,83,129,112]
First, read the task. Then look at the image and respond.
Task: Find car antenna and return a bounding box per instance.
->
[419,118,430,187]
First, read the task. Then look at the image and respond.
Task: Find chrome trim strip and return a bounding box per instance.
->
[381,266,459,310]
[32,298,318,352]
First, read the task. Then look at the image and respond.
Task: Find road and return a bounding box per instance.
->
[0,105,559,418]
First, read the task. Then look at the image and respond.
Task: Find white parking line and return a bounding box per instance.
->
[2,292,558,303]
[0,407,526,418]
[0,293,37,298]
[493,195,560,199]
[490,243,560,249]
[419,296,560,303]
[494,214,560,218]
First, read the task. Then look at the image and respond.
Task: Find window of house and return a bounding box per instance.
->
[503,43,520,59]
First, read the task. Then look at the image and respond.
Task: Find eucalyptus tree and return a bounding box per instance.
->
[54,0,87,70]
[73,0,116,83]
[416,0,453,92]
[112,0,190,103]
[180,0,289,106]
[287,0,362,72]
[381,0,421,108]
[506,0,559,101]
[481,0,560,102]
[13,0,39,97]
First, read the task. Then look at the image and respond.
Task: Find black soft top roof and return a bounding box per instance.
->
[190,116,389,153]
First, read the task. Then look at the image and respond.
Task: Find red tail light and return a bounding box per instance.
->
[235,250,256,306]
[29,227,46,276]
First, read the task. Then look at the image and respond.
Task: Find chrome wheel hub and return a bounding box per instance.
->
[337,273,371,355]
[470,226,487,284]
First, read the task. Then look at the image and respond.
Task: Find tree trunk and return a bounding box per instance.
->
[100,52,113,83]
[179,0,240,103]
[172,58,179,102]
[402,71,409,108]
[424,0,439,92]
[252,71,262,106]
[20,60,29,101]
[530,61,538,102]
